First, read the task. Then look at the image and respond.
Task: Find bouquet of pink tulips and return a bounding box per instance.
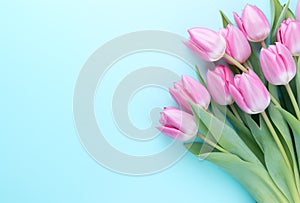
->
[157,0,300,202]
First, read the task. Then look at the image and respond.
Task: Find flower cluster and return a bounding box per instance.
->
[158,3,299,141]
[157,1,300,203]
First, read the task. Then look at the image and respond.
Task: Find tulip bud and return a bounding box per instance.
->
[260,42,296,85]
[234,4,270,42]
[184,27,226,61]
[229,69,270,114]
[157,107,198,141]
[219,24,251,64]
[169,75,211,113]
[206,65,234,105]
[277,18,300,56]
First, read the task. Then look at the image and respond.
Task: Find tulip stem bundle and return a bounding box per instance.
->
[285,83,300,120]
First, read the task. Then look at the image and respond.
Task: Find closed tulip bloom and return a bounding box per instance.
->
[234,4,270,42]
[184,27,226,61]
[169,75,211,113]
[219,24,251,63]
[260,42,296,85]
[206,65,234,105]
[229,69,270,114]
[277,18,300,56]
[157,107,198,141]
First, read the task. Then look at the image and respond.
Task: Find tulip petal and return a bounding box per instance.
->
[229,83,252,114]
[183,40,210,61]
[169,87,192,113]
[242,70,270,113]
[233,12,246,35]
[156,126,189,140]
[207,70,230,105]
[181,75,211,109]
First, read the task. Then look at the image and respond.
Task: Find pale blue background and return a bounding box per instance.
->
[0,0,297,202]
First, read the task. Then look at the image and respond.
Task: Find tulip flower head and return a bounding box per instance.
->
[277,18,300,56]
[184,27,226,61]
[229,69,270,114]
[206,65,234,105]
[157,107,198,141]
[169,75,211,113]
[260,42,296,85]
[234,4,270,42]
[219,24,251,64]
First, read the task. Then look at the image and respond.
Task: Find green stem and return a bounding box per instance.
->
[223,53,249,73]
[261,111,300,202]
[261,40,267,48]
[230,104,243,123]
[261,111,291,170]
[270,93,281,107]
[285,83,300,120]
[197,133,229,154]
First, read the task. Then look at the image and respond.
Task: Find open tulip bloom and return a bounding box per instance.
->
[157,0,300,202]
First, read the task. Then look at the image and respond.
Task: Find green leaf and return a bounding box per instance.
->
[280,85,295,115]
[220,10,232,28]
[202,152,289,203]
[270,0,290,43]
[270,0,283,33]
[268,104,300,191]
[194,65,206,87]
[184,142,219,156]
[276,106,300,171]
[286,8,296,19]
[215,103,265,164]
[268,104,293,157]
[268,83,280,101]
[190,102,261,165]
[193,108,208,135]
[247,46,266,84]
[244,114,296,202]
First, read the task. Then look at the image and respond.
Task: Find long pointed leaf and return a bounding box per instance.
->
[245,114,297,202]
[190,102,261,165]
[214,102,265,164]
[271,0,290,43]
[201,152,289,203]
[277,106,300,171]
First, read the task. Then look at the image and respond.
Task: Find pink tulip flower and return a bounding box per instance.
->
[219,24,251,64]
[157,107,198,141]
[184,27,226,61]
[206,65,234,105]
[229,69,270,114]
[169,75,211,113]
[234,4,270,42]
[260,42,296,85]
[277,18,300,56]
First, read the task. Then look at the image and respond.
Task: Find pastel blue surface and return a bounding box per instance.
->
[1,0,297,202]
